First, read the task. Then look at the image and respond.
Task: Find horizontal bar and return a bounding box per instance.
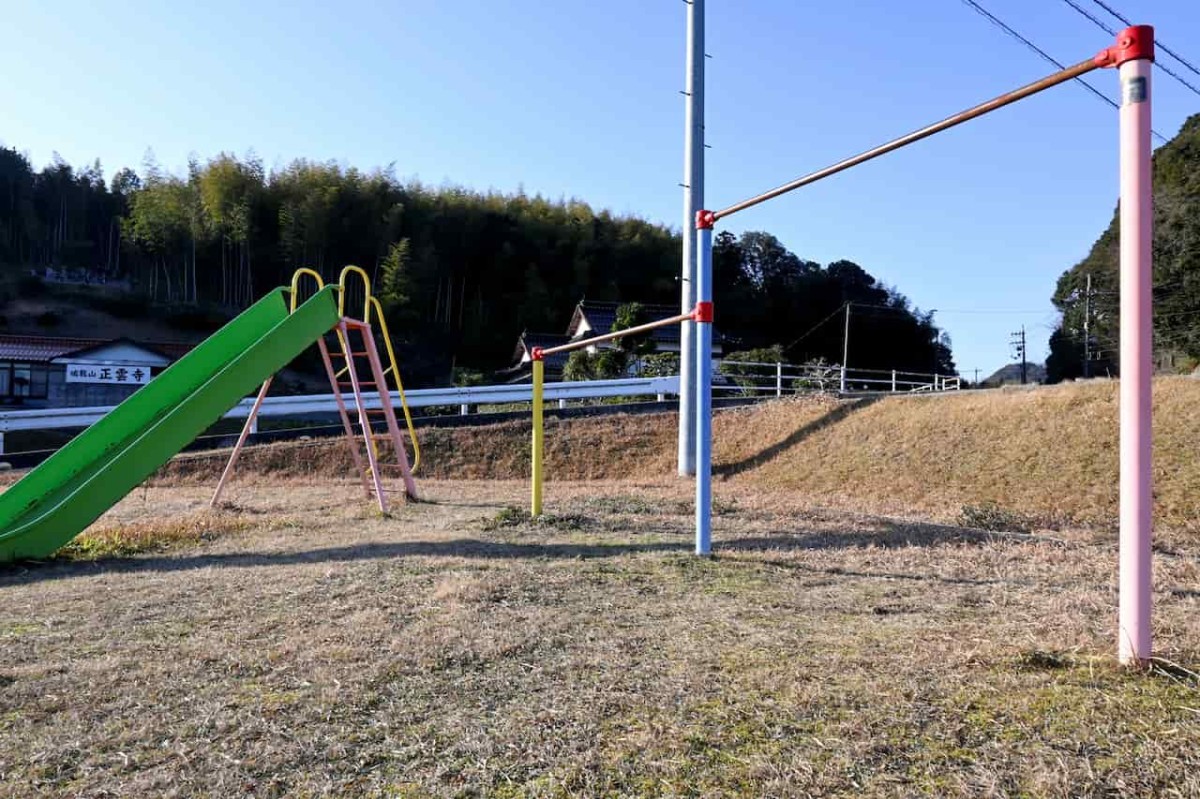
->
[713,56,1101,220]
[539,312,694,357]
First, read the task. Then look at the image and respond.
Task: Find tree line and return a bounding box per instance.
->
[1048,112,1200,381]
[0,146,954,383]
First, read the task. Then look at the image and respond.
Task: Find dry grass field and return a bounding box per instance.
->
[2,471,1199,797]
[159,376,1200,536]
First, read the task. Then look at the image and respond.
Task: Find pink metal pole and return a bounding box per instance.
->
[1113,26,1155,665]
[210,377,272,508]
[318,336,373,498]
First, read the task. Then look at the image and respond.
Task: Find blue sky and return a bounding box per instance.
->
[2,0,1197,375]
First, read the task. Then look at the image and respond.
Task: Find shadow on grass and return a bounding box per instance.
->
[1,515,1032,588]
[0,539,691,586]
[722,520,1015,552]
[733,553,1032,588]
[714,397,880,478]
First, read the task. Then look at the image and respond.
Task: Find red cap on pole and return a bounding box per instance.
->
[695,210,715,230]
[693,301,714,323]
[1095,25,1155,68]
[531,347,544,362]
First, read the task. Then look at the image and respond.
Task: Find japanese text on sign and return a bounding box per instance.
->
[64,363,152,385]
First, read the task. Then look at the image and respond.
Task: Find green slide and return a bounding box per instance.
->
[0,285,340,562]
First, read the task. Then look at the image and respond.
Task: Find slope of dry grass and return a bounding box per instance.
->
[731,378,1200,532]
[1,479,1197,797]
[160,378,1200,536]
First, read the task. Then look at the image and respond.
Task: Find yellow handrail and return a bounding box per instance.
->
[289,267,326,311]
[366,295,421,472]
[336,264,421,473]
[292,266,354,365]
[337,265,371,318]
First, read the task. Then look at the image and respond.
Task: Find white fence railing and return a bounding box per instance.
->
[717,361,962,396]
[0,376,681,452]
[0,363,963,454]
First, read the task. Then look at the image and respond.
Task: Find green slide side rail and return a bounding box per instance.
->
[0,285,340,562]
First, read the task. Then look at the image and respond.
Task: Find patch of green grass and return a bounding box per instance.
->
[483,506,593,533]
[959,502,1035,534]
[1017,649,1075,671]
[484,506,533,530]
[57,515,250,560]
[0,621,42,637]
[540,512,590,531]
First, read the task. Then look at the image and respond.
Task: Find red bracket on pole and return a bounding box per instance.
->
[695,209,716,229]
[1095,25,1155,68]
[531,347,544,362]
[693,301,714,323]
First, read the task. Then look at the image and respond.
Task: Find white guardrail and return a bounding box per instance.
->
[0,376,682,444]
[716,361,962,396]
[0,364,963,452]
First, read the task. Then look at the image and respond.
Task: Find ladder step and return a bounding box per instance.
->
[330,351,371,358]
[340,380,378,387]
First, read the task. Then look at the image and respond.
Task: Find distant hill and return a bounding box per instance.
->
[1048,113,1200,381]
[982,362,1046,387]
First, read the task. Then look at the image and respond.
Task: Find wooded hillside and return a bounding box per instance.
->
[0,147,952,383]
[1048,112,1200,380]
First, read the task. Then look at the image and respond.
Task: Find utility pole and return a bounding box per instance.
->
[840,302,850,392]
[1083,272,1093,378]
[1010,326,1027,384]
[677,0,704,476]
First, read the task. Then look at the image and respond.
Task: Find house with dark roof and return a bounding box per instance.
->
[510,332,573,377]
[0,335,192,408]
[507,300,723,381]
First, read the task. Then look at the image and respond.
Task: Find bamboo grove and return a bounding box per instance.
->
[0,147,955,381]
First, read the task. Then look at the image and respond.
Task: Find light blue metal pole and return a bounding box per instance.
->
[678,0,705,476]
[694,214,714,555]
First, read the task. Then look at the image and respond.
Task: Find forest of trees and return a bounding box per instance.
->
[1048,112,1200,381]
[0,145,954,384]
[712,231,954,374]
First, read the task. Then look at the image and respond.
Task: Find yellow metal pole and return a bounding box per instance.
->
[531,356,545,516]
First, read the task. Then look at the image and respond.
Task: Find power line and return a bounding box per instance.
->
[1058,0,1200,100]
[1087,0,1200,79]
[1059,0,1118,35]
[932,308,1056,315]
[1151,308,1200,321]
[1060,326,1199,350]
[958,0,1168,143]
[782,302,847,354]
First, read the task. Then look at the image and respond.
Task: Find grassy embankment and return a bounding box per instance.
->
[158,376,1200,537]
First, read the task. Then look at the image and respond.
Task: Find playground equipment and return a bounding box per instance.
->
[211,266,419,508]
[0,267,419,562]
[680,17,1155,665]
[529,309,696,516]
